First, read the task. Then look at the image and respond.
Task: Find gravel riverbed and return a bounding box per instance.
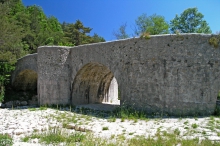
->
[1,107,220,145]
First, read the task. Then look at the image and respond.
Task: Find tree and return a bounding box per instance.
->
[135,13,169,35]
[0,2,24,102]
[113,23,129,39]
[62,20,91,46]
[0,0,105,102]
[90,33,105,43]
[170,8,212,34]
[63,20,105,46]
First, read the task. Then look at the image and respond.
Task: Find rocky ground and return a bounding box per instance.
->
[1,105,220,146]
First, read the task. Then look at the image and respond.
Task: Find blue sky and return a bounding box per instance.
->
[22,0,220,41]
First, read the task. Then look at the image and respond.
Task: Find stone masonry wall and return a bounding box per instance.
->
[37,47,71,105]
[14,34,220,116]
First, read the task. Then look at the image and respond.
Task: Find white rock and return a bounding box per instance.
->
[65,123,75,129]
[8,125,17,129]
[2,129,14,135]
[14,129,25,135]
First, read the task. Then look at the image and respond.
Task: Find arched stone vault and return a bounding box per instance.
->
[12,34,220,116]
[11,53,37,86]
[71,62,118,105]
[13,69,37,91]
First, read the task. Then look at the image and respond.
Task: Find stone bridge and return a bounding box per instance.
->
[11,34,220,116]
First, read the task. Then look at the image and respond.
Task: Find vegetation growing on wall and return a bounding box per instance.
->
[140,32,151,40]
[209,35,220,48]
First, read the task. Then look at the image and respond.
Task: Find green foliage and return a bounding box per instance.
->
[135,13,169,35]
[0,1,22,102]
[214,106,220,116]
[140,32,151,40]
[0,134,13,146]
[62,20,105,46]
[170,7,212,34]
[128,132,220,146]
[102,126,109,130]
[24,5,64,52]
[113,23,129,40]
[0,0,105,102]
[0,61,15,102]
[22,128,85,144]
[191,123,198,129]
[209,35,220,48]
[113,105,147,120]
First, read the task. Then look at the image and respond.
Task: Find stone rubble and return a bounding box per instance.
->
[0,108,61,145]
[1,107,220,146]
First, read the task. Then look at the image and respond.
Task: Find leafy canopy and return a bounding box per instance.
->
[0,0,105,102]
[170,7,212,34]
[62,20,105,46]
[135,13,169,35]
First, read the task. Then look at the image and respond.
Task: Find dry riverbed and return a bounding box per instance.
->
[1,106,220,146]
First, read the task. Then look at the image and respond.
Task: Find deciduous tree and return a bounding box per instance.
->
[135,14,169,35]
[170,8,212,34]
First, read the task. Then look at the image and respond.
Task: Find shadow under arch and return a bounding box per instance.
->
[12,69,38,92]
[71,62,119,106]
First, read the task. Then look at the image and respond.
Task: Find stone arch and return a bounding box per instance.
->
[13,69,38,92]
[71,62,119,105]
[11,53,37,85]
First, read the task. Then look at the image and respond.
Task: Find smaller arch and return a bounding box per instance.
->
[13,69,38,91]
[71,62,119,105]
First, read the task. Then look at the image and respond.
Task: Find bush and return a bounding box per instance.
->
[0,61,15,102]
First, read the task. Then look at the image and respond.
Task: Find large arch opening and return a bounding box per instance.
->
[13,69,38,91]
[72,62,119,106]
[4,69,38,103]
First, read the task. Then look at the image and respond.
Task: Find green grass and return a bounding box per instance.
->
[22,128,85,145]
[102,127,109,130]
[174,128,180,135]
[129,132,134,135]
[23,129,220,146]
[28,108,37,111]
[15,106,220,146]
[128,131,220,146]
[39,106,47,110]
[0,134,13,146]
[191,123,198,129]
[108,116,116,122]
[112,105,147,120]
[20,115,220,146]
